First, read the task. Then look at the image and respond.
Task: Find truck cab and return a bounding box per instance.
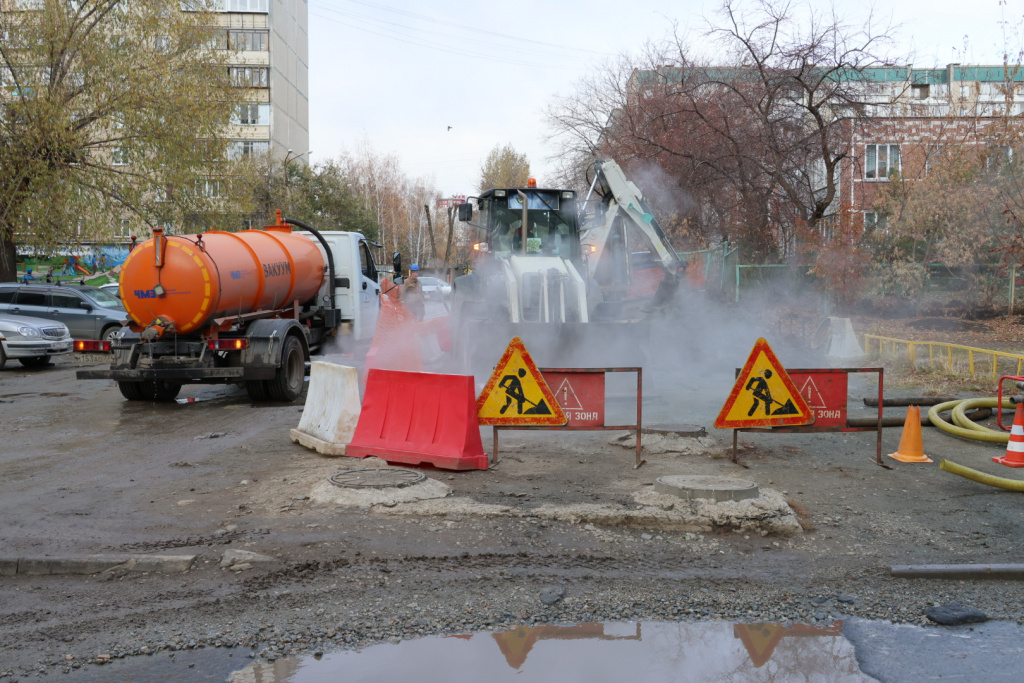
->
[311,231,381,343]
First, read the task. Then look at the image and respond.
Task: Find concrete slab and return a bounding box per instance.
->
[654,475,760,502]
[0,559,18,576]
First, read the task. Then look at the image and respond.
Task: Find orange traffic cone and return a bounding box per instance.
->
[994,403,1024,467]
[887,405,932,463]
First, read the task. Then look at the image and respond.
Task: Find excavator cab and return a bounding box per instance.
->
[468,188,581,263]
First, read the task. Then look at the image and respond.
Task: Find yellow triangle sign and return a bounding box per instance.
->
[477,337,567,426]
[714,338,814,429]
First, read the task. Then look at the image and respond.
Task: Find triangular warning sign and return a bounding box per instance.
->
[714,338,813,429]
[477,337,567,426]
[798,376,827,409]
[733,623,787,668]
[554,378,584,410]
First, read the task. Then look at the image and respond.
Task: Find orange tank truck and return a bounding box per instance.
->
[119,226,325,336]
[76,214,393,403]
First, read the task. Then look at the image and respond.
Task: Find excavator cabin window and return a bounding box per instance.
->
[490,191,578,260]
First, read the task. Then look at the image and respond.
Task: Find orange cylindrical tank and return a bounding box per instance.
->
[119,227,326,335]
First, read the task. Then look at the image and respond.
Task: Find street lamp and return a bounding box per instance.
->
[283,149,312,188]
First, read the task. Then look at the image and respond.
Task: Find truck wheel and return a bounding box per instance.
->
[266,335,305,402]
[19,356,52,368]
[0,344,7,369]
[118,381,150,401]
[152,381,182,402]
[245,380,269,402]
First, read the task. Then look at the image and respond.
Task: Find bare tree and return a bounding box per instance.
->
[546,0,900,262]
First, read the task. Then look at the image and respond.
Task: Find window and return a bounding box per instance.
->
[196,179,223,198]
[51,293,82,310]
[185,0,268,11]
[864,211,888,232]
[207,31,229,50]
[231,103,269,125]
[116,219,131,237]
[229,30,268,51]
[225,0,269,11]
[912,84,929,100]
[229,66,269,88]
[865,144,900,180]
[227,140,269,160]
[16,291,47,307]
[111,148,128,166]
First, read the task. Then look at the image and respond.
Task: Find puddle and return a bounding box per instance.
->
[227,620,872,682]
[53,618,1024,682]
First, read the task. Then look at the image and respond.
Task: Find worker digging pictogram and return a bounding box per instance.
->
[744,369,799,417]
[498,368,553,415]
[477,337,566,426]
[715,338,813,429]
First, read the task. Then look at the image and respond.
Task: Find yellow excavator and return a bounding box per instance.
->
[451,159,684,374]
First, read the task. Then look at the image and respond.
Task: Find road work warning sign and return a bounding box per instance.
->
[478,337,567,426]
[714,338,814,429]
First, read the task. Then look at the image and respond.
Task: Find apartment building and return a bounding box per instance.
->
[840,65,1023,228]
[206,0,309,164]
[625,63,1024,243]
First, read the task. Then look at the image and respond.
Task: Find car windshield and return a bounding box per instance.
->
[82,288,123,308]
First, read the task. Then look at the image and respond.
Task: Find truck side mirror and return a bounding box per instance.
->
[457,203,472,222]
[392,252,402,277]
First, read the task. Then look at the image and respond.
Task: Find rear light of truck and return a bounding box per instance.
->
[207,339,249,351]
[75,340,111,352]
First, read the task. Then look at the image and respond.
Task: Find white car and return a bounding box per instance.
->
[419,276,451,299]
[0,313,73,369]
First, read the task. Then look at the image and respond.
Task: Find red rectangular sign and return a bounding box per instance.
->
[542,371,605,427]
[788,371,848,428]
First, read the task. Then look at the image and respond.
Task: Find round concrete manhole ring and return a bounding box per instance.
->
[654,475,759,502]
[330,469,426,489]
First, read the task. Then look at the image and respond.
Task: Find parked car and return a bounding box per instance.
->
[0,283,126,342]
[98,282,122,300]
[0,313,73,369]
[419,276,451,299]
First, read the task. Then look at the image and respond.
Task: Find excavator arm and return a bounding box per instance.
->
[581,159,682,282]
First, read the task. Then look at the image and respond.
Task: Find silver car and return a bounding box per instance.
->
[419,276,451,299]
[0,313,73,369]
[0,283,126,341]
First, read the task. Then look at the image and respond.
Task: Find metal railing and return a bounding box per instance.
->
[862,334,1024,380]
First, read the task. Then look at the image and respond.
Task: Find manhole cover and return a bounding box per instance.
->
[654,475,759,502]
[329,469,425,489]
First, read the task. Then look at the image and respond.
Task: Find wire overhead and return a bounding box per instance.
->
[309,0,613,70]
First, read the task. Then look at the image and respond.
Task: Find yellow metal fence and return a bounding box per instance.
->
[862,334,1024,380]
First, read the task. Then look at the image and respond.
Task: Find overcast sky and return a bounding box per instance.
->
[307,0,1022,196]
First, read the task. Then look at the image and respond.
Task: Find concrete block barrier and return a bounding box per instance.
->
[290,362,361,456]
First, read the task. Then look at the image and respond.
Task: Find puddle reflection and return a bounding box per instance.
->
[228,620,874,682]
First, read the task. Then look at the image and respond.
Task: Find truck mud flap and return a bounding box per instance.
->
[76,367,251,381]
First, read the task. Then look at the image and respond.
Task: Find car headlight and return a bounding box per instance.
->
[17,326,40,338]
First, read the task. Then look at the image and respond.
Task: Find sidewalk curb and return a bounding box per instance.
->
[1,554,196,576]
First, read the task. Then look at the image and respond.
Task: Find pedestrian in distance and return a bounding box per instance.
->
[402,264,425,321]
[21,268,35,283]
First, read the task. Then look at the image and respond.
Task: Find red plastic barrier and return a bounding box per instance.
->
[421,315,451,352]
[346,369,488,470]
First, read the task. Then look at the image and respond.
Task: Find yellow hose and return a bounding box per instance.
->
[940,459,1024,491]
[927,398,1013,443]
